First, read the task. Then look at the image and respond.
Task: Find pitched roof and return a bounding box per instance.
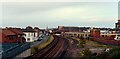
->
[21,29,35,32]
[2,29,16,36]
[7,28,24,35]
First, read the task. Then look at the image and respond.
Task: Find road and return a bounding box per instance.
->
[31,35,49,47]
[14,35,49,58]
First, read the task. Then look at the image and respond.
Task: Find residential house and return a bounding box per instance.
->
[0,28,25,43]
[34,27,41,40]
[2,29,17,43]
[7,28,25,43]
[21,26,36,42]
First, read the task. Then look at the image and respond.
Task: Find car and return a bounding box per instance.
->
[37,37,43,41]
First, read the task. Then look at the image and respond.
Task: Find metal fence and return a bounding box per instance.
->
[2,43,30,59]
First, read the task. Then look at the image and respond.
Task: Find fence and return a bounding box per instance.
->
[2,43,30,59]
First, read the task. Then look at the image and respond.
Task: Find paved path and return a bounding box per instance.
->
[14,49,31,59]
[14,35,49,59]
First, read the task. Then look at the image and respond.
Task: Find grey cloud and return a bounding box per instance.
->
[2,2,118,28]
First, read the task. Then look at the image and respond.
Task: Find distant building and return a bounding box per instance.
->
[34,27,40,37]
[114,20,120,40]
[64,32,90,39]
[34,27,41,40]
[21,26,36,42]
[100,29,116,40]
[58,26,90,32]
[58,26,80,32]
[115,20,120,29]
[90,28,100,38]
[90,27,120,40]
[58,26,90,39]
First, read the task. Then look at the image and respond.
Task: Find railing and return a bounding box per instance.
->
[2,43,30,59]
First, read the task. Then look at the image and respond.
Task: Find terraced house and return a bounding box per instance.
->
[0,28,25,43]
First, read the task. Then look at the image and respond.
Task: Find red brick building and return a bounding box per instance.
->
[58,26,80,32]
[7,28,25,43]
[90,28,120,45]
[0,28,25,43]
[90,28,100,38]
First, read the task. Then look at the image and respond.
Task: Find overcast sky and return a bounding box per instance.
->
[0,1,119,28]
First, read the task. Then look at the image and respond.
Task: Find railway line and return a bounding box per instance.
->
[44,36,64,58]
[25,35,69,59]
[58,37,70,58]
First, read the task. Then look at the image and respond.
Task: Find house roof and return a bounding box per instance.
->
[7,28,24,35]
[2,29,16,36]
[59,26,90,32]
[21,29,35,32]
[21,26,36,32]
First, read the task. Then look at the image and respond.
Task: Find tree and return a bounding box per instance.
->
[108,47,120,59]
[97,47,120,59]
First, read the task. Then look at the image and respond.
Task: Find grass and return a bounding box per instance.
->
[38,36,54,49]
[67,36,115,49]
[69,37,112,48]
[85,40,113,48]
[31,35,54,54]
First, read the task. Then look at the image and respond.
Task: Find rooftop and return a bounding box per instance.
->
[2,29,16,36]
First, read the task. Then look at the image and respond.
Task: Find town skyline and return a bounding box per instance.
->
[0,0,120,59]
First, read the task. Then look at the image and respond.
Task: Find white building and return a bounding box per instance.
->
[21,26,38,42]
[23,32,35,42]
[34,27,41,40]
[100,30,111,34]
[114,34,120,40]
[100,29,120,40]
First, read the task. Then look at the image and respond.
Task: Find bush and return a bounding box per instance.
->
[108,47,120,59]
[79,49,92,58]
[31,36,54,54]
[31,46,38,54]
[96,47,120,59]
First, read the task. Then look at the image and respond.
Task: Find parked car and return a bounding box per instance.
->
[37,37,43,41]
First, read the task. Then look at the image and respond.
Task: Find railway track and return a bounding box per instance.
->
[44,36,64,58]
[25,35,59,59]
[25,35,66,59]
[58,36,70,58]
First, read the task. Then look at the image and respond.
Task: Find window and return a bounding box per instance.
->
[88,35,90,37]
[34,33,35,37]
[25,34,26,36]
[9,36,16,40]
[74,34,76,36]
[5,36,8,40]
[28,33,30,37]
[85,34,88,36]
[31,33,33,36]
[27,38,30,41]
[102,35,104,37]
